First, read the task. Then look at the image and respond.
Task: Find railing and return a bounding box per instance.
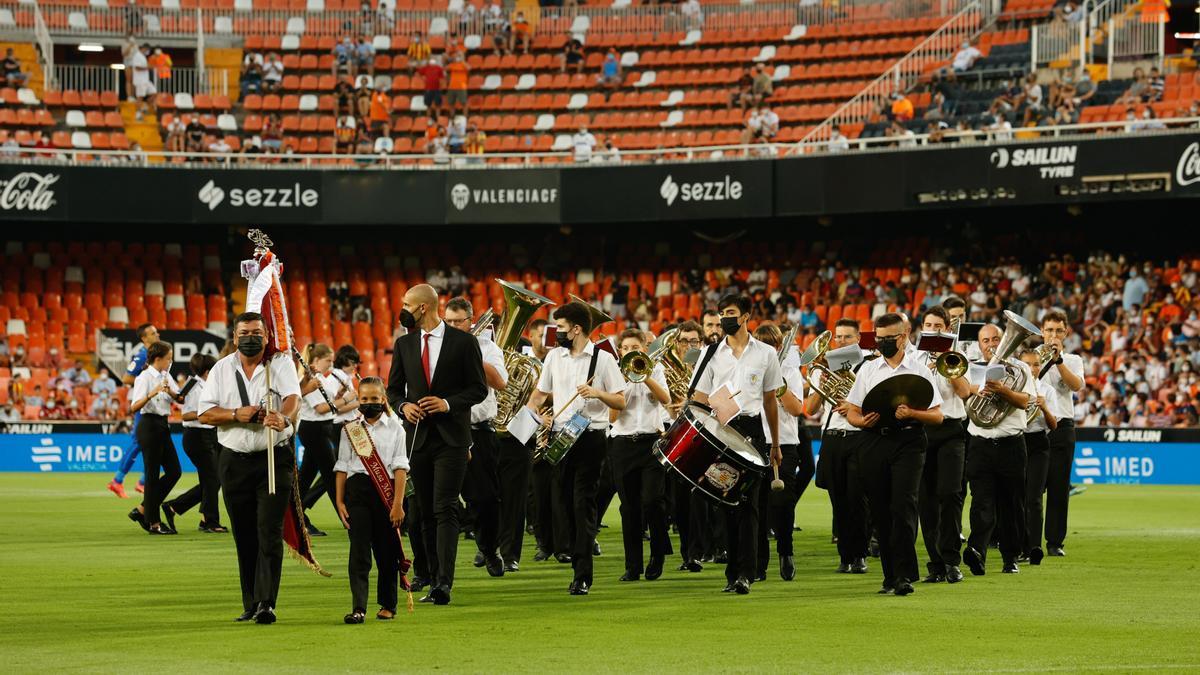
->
[1087,0,1162,68]
[22,0,976,39]
[33,2,56,90]
[1031,16,1086,71]
[797,0,983,144]
[50,64,228,96]
[53,64,122,93]
[2,116,1196,169]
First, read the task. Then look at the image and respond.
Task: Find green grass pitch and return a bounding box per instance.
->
[2,475,1198,673]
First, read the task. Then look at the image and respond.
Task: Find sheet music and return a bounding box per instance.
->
[507,406,541,445]
[826,343,864,372]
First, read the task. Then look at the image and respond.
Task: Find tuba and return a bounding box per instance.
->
[492,279,556,434]
[966,311,1041,428]
[803,331,856,405]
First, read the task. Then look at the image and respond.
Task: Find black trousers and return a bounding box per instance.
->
[610,434,671,574]
[172,427,222,524]
[768,440,813,558]
[822,430,869,564]
[139,414,181,527]
[724,415,766,584]
[672,478,711,563]
[556,429,606,585]
[219,446,294,612]
[966,433,1027,565]
[409,436,469,589]
[497,433,533,563]
[463,426,502,557]
[406,494,429,580]
[298,420,337,513]
[346,474,400,612]
[595,446,617,530]
[1023,429,1051,553]
[857,427,927,587]
[304,421,348,507]
[531,458,563,555]
[1045,420,1075,549]
[918,419,966,574]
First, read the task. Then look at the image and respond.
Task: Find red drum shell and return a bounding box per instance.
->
[654,405,766,506]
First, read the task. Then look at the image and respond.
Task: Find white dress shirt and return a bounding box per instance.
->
[181,377,212,429]
[691,336,784,418]
[198,353,302,452]
[846,350,944,417]
[966,358,1037,439]
[421,320,446,381]
[612,363,668,437]
[763,364,802,445]
[131,363,179,417]
[1042,351,1084,420]
[471,337,509,424]
[299,372,339,422]
[1026,379,1060,434]
[335,413,411,479]
[329,368,359,424]
[929,357,968,420]
[536,341,626,431]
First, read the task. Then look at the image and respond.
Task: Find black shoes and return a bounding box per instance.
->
[619,571,640,582]
[780,555,796,581]
[721,582,735,593]
[344,609,366,624]
[147,524,177,535]
[533,549,552,562]
[645,555,664,581]
[503,560,520,573]
[1048,546,1066,557]
[946,566,964,583]
[429,585,451,605]
[922,572,946,583]
[733,576,751,595]
[681,559,703,573]
[894,580,915,596]
[963,546,986,576]
[418,593,436,603]
[304,516,326,537]
[878,583,895,595]
[235,608,256,622]
[554,553,573,564]
[128,508,149,532]
[568,580,590,596]
[1002,561,1020,574]
[254,603,277,624]
[850,558,868,574]
[161,503,177,533]
[836,562,852,574]
[473,552,486,568]
[484,554,505,578]
[592,540,602,556]
[410,576,430,593]
[713,550,729,564]
[1029,547,1045,565]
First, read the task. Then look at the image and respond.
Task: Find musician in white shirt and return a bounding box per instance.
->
[333,377,409,623]
[916,306,972,584]
[806,317,871,575]
[129,340,183,535]
[445,297,510,577]
[525,301,626,596]
[295,343,347,536]
[961,322,1037,577]
[609,328,672,583]
[198,312,302,624]
[1038,310,1085,557]
[753,324,811,582]
[690,294,783,595]
[1020,348,1059,564]
[165,353,227,533]
[304,345,363,527]
[844,313,944,597]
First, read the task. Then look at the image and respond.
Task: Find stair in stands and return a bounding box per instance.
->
[205,47,243,103]
[118,101,163,160]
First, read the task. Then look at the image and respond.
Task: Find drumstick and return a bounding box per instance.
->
[770,462,785,492]
[551,375,597,421]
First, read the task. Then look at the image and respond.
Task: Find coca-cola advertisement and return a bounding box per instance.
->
[0,169,64,217]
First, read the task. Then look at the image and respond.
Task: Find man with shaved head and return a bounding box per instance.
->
[386,283,488,606]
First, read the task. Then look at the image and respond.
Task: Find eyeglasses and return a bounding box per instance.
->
[679,338,703,347]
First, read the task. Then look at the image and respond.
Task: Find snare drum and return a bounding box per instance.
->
[653,404,767,506]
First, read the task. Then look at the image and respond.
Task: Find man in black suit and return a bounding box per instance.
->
[386,284,488,606]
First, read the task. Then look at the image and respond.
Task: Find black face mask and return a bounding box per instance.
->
[359,403,386,419]
[720,316,742,337]
[556,329,575,350]
[399,306,422,331]
[237,335,264,357]
[877,337,901,359]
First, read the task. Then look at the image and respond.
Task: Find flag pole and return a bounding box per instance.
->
[266,352,276,495]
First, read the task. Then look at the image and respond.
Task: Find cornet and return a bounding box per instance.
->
[619,350,654,383]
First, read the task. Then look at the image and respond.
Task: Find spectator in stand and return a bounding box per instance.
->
[886,120,917,147]
[333,36,355,78]
[8,373,23,406]
[207,134,232,157]
[241,50,264,97]
[40,396,66,421]
[377,0,395,31]
[750,63,773,106]
[572,125,597,162]
[457,1,478,36]
[447,115,467,154]
[1072,69,1096,107]
[1131,107,1168,132]
[374,123,395,155]
[0,403,19,423]
[239,136,263,161]
[446,53,470,117]
[0,337,8,368]
[418,56,445,120]
[165,114,186,153]
[334,75,355,116]
[681,0,705,30]
[1055,0,1085,22]
[64,360,92,387]
[355,75,373,119]
[827,125,851,153]
[430,125,451,163]
[11,344,26,368]
[925,91,947,120]
[1020,73,1044,126]
[368,84,390,134]
[1147,67,1165,103]
[465,123,486,162]
[598,49,622,90]
[561,35,585,74]
[926,120,950,143]
[407,32,431,68]
[950,40,982,73]
[730,66,755,111]
[3,48,30,87]
[149,47,172,93]
[25,385,44,409]
[262,52,284,93]
[990,78,1023,116]
[355,36,376,80]
[1052,96,1079,126]
[1116,67,1149,105]
[262,113,284,153]
[487,3,511,56]
[354,124,374,156]
[758,104,779,143]
[185,116,206,155]
[93,367,116,397]
[131,44,157,122]
[890,92,914,122]
[90,392,112,419]
[511,11,533,55]
[334,114,357,155]
[598,138,621,164]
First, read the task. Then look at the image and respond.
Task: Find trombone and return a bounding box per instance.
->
[619,350,654,383]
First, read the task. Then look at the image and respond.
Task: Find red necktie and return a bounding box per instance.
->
[422,333,432,389]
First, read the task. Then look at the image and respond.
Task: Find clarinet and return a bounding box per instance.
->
[293,347,340,416]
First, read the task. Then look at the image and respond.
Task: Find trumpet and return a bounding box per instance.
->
[1034,342,1060,379]
[619,350,654,383]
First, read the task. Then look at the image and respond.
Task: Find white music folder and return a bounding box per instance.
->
[507,406,542,445]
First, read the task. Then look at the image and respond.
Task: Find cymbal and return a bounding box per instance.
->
[862,374,934,427]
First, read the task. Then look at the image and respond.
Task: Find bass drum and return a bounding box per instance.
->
[653,404,767,506]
